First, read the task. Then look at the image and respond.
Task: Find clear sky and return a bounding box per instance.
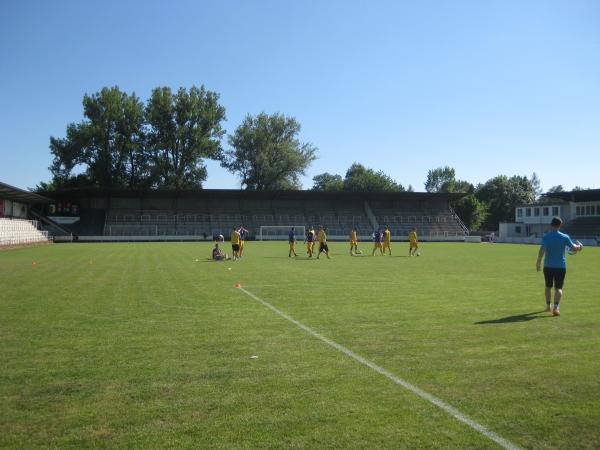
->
[1,0,599,192]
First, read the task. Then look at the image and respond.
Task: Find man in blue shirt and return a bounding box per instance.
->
[372,229,383,256]
[536,217,582,316]
[288,227,298,257]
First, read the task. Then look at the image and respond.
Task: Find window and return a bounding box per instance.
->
[515,226,521,233]
[576,206,582,216]
[587,205,593,215]
[543,207,549,216]
[534,207,540,216]
[526,208,531,217]
[517,208,523,217]
[552,206,559,216]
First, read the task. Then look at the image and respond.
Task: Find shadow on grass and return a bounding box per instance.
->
[474,310,552,324]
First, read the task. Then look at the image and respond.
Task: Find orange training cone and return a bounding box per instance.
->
[32,261,37,266]
[234,282,241,288]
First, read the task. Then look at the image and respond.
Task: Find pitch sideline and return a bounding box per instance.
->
[238,285,521,450]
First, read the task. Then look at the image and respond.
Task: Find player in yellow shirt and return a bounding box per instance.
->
[317,226,331,259]
[237,225,248,257]
[408,227,419,256]
[230,227,241,260]
[382,226,392,255]
[349,228,358,255]
[305,225,316,257]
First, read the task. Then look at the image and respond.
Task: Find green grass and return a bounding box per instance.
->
[1,241,599,449]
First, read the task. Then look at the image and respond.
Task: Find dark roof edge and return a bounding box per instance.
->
[0,181,53,204]
[39,186,468,201]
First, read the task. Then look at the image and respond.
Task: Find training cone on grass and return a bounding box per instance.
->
[32,261,37,266]
[234,282,241,288]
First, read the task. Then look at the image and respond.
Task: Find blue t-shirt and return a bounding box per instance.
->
[373,231,381,242]
[306,231,314,242]
[239,229,248,240]
[289,230,295,242]
[541,230,575,269]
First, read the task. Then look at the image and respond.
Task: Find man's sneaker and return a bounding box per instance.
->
[545,305,552,312]
[553,307,561,316]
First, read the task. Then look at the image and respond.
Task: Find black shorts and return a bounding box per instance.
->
[319,242,328,252]
[543,267,566,289]
[232,244,240,252]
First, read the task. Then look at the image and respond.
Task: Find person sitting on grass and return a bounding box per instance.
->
[212,243,229,261]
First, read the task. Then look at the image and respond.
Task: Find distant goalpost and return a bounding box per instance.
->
[258,226,306,241]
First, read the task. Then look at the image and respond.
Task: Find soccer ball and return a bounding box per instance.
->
[416,252,421,256]
[568,241,583,255]
[355,250,362,255]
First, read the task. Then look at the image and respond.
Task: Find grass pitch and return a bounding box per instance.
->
[1,241,599,449]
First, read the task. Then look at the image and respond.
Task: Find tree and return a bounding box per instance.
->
[530,172,542,199]
[146,85,226,189]
[476,175,537,229]
[312,173,343,191]
[49,86,146,187]
[547,185,564,193]
[222,112,316,190]
[453,195,487,231]
[424,166,456,193]
[424,166,486,230]
[343,163,404,192]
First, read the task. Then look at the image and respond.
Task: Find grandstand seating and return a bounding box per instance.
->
[0,218,51,247]
[370,204,466,237]
[102,200,466,239]
[563,217,600,239]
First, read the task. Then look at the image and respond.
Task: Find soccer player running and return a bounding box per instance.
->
[382,226,392,255]
[536,217,582,316]
[317,226,331,259]
[372,228,383,256]
[288,227,298,257]
[230,227,241,261]
[349,228,358,255]
[238,225,248,258]
[408,227,419,256]
[305,225,316,257]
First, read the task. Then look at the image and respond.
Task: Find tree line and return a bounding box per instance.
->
[43,85,588,231]
[311,165,542,231]
[42,85,316,191]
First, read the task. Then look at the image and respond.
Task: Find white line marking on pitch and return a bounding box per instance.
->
[238,286,521,450]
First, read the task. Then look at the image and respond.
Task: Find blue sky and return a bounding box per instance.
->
[1,0,599,192]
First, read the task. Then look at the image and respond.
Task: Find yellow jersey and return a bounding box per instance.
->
[350,230,357,242]
[383,230,391,242]
[408,231,417,242]
[318,230,327,243]
[230,230,240,244]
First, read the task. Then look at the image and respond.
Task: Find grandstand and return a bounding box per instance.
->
[0,181,53,248]
[35,188,468,241]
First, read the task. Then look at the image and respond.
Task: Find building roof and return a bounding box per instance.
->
[0,181,53,204]
[543,189,600,203]
[40,186,468,202]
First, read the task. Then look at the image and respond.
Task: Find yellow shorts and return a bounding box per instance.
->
[382,242,390,249]
[350,240,357,246]
[374,242,382,248]
[410,241,418,248]
[239,241,245,251]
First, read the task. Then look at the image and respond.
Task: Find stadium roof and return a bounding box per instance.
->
[543,189,600,203]
[41,186,468,202]
[0,181,52,204]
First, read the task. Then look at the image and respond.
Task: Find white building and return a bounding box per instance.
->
[499,189,600,244]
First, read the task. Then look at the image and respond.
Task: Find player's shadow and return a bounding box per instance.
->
[474,310,551,325]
